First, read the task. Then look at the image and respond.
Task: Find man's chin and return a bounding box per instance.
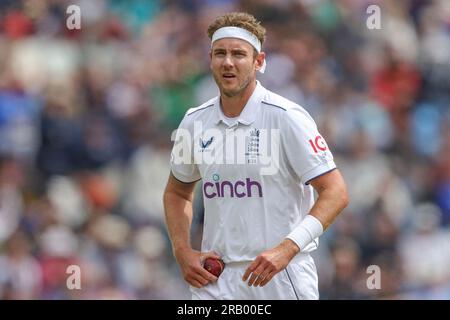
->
[222,89,239,97]
[220,83,240,96]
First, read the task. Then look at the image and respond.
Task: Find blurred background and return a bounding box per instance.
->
[0,0,450,299]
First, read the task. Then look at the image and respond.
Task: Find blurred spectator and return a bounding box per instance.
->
[0,231,42,299]
[399,203,450,291]
[0,157,24,243]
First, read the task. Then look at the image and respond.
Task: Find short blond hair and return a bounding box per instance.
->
[207,12,266,47]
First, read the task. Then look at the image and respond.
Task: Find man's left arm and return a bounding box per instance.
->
[243,169,348,286]
[306,168,349,230]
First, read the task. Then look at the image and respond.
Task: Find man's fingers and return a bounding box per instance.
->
[242,257,261,281]
[185,264,218,287]
[189,271,211,287]
[247,272,259,286]
[196,265,218,282]
[189,278,204,288]
[247,264,267,286]
[248,269,264,286]
[253,267,272,287]
[259,271,276,287]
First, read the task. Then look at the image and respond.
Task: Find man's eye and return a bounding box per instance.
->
[215,52,225,56]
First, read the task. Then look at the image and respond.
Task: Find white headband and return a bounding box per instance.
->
[211,26,266,73]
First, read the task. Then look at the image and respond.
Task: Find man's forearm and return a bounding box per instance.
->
[163,191,194,253]
[308,184,348,230]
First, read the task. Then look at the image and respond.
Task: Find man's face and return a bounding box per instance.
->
[210,38,263,97]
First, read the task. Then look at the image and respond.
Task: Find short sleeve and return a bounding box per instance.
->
[170,115,201,183]
[281,107,336,185]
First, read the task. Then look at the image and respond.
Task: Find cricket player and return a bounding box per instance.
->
[163,12,349,300]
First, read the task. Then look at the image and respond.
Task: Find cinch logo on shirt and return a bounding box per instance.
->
[203,174,263,199]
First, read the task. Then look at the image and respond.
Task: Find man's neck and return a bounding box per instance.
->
[220,80,257,118]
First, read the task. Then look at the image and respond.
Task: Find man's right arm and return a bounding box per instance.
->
[163,173,197,253]
[163,173,218,288]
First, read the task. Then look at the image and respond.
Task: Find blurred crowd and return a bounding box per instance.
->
[0,0,450,299]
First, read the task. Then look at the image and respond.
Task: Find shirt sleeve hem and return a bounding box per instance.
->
[301,161,337,185]
[171,170,201,184]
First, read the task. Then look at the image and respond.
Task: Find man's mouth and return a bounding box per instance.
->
[222,73,236,79]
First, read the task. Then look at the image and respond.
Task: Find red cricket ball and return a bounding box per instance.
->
[203,258,225,277]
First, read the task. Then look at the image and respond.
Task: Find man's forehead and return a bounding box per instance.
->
[212,38,254,51]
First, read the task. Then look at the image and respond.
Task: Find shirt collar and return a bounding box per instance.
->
[213,80,265,127]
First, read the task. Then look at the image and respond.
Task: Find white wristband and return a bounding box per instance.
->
[286,215,324,252]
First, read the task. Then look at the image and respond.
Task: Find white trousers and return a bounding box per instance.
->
[191,253,319,300]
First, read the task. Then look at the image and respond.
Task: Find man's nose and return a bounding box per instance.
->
[222,54,233,68]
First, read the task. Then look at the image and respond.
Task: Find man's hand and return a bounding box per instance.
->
[242,239,300,287]
[175,248,221,288]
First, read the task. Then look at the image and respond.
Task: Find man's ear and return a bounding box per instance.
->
[209,50,213,70]
[255,52,265,71]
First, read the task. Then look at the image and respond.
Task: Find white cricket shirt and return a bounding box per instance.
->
[170,81,336,263]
